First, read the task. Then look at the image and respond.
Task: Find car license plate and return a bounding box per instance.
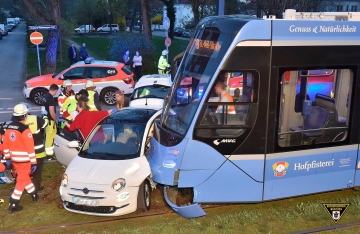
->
[73,197,99,206]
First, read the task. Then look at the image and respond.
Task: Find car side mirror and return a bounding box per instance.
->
[67,140,79,148]
[60,75,64,80]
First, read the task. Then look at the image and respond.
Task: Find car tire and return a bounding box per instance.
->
[31,88,48,106]
[100,88,118,106]
[137,180,151,212]
[99,30,103,32]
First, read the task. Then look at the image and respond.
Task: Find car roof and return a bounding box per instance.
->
[134,74,172,89]
[103,107,158,125]
[71,60,120,67]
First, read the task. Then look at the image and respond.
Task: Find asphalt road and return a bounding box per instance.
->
[0,22,111,122]
[0,22,28,122]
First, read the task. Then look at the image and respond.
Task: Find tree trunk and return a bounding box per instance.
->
[44,29,60,74]
[141,0,152,41]
[191,0,201,26]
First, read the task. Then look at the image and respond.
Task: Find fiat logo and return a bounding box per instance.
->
[82,187,89,194]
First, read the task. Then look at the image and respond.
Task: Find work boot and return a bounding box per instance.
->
[30,192,38,203]
[8,198,23,213]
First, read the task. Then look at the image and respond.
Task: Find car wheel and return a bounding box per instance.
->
[31,88,48,106]
[100,88,118,106]
[137,180,151,212]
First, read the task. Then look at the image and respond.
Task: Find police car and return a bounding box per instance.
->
[57,107,161,216]
[23,57,135,106]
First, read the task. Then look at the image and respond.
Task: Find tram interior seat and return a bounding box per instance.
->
[314,94,347,124]
[290,105,329,144]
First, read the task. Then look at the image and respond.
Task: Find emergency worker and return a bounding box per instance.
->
[58,80,75,116]
[62,89,89,122]
[158,50,170,74]
[0,128,5,173]
[43,84,59,158]
[24,104,48,191]
[85,80,101,111]
[3,103,38,213]
[212,82,235,114]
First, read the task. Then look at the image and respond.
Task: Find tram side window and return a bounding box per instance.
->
[195,71,258,138]
[278,69,352,148]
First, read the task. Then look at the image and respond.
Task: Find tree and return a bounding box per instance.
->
[141,0,152,40]
[159,0,175,39]
[22,0,61,74]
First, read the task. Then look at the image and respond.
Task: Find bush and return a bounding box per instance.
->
[152,15,162,25]
[110,33,157,80]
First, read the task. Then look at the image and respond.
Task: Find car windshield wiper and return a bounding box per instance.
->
[92,152,127,159]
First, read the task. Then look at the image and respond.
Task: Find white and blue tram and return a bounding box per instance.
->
[147,9,360,218]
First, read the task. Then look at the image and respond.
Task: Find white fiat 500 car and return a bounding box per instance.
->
[58,107,161,216]
[130,74,172,109]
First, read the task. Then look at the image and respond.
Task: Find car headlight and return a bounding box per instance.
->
[24,83,30,89]
[61,174,68,187]
[112,178,126,192]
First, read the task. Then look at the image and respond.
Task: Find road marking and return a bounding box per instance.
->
[0,98,14,100]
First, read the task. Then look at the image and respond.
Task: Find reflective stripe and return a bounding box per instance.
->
[25,183,34,189]
[11,151,28,155]
[30,158,36,163]
[11,194,21,200]
[29,153,35,157]
[3,149,9,153]
[41,119,48,128]
[34,144,44,149]
[11,157,31,162]
[45,146,54,150]
[27,187,35,193]
[4,153,10,157]
[33,129,40,134]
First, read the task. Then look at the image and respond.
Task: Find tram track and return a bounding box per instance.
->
[292,221,360,233]
[0,205,224,233]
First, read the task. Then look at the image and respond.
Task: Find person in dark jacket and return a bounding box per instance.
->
[68,43,77,65]
[79,43,89,61]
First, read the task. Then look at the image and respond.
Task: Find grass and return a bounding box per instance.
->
[1,161,360,234]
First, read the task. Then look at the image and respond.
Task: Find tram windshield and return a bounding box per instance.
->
[161,29,232,136]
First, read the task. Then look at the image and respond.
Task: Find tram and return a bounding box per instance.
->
[147,9,360,218]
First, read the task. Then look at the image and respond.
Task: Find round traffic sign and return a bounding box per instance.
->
[165,37,171,47]
[163,17,170,30]
[30,32,43,45]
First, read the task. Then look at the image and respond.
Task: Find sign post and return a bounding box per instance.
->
[162,16,170,61]
[30,32,44,76]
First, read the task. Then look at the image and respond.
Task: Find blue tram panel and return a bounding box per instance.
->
[147,9,360,218]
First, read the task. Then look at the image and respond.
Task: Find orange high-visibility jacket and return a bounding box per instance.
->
[3,120,36,164]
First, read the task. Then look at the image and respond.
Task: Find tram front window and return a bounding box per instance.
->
[161,29,232,136]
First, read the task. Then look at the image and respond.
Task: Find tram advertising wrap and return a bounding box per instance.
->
[147,10,360,218]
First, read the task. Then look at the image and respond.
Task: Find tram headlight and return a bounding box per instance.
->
[112,178,126,192]
[61,174,68,187]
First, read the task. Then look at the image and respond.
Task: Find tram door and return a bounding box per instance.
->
[264,68,358,200]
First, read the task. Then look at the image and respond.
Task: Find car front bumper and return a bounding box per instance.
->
[60,181,139,216]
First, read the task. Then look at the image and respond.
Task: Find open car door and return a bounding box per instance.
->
[54,127,83,167]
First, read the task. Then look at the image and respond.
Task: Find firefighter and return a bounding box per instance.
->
[3,103,38,213]
[24,103,48,191]
[158,50,170,74]
[58,79,75,116]
[85,80,101,111]
[44,84,59,159]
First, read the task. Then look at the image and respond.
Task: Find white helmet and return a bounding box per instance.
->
[85,80,96,89]
[162,50,168,56]
[63,79,72,87]
[13,103,29,116]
